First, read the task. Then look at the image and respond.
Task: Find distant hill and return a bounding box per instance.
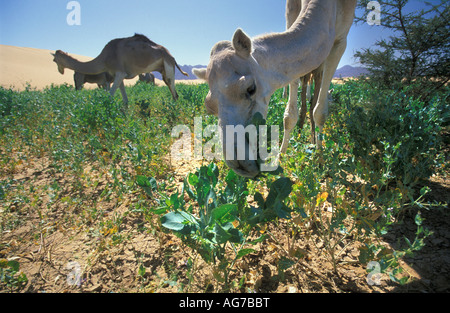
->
[153,65,206,81]
[333,65,369,78]
[152,64,369,81]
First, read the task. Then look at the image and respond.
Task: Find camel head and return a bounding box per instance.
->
[193,29,272,178]
[52,50,68,74]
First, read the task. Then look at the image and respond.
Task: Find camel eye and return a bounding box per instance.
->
[246,83,256,98]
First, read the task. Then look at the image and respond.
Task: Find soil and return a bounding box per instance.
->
[1,155,449,294]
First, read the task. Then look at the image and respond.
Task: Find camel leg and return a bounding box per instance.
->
[313,39,347,147]
[297,76,308,132]
[110,71,128,104]
[163,61,178,101]
[306,84,312,102]
[310,69,322,144]
[283,85,289,98]
[281,79,299,154]
[119,82,128,105]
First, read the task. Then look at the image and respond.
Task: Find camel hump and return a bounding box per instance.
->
[133,33,153,44]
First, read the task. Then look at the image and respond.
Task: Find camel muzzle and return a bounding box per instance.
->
[222,126,261,178]
[225,158,260,179]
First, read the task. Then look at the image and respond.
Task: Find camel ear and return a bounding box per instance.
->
[192,68,207,81]
[232,28,252,59]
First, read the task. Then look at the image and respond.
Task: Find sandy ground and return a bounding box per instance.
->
[0,45,203,91]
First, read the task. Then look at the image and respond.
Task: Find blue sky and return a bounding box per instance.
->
[0,0,431,68]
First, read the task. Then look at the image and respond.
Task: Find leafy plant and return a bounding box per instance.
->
[0,259,28,291]
[330,80,446,188]
[156,162,293,290]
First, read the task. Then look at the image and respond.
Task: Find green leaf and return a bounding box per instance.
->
[247,206,264,225]
[207,163,219,180]
[227,228,244,244]
[274,202,292,219]
[254,192,265,209]
[214,223,244,244]
[148,177,158,191]
[271,177,293,200]
[136,175,157,196]
[138,264,146,277]
[420,186,430,196]
[236,249,256,260]
[404,237,413,249]
[188,173,199,186]
[266,177,293,209]
[205,187,217,211]
[211,204,238,224]
[414,212,423,226]
[183,178,195,200]
[135,176,146,186]
[161,212,197,235]
[0,185,5,201]
[214,223,231,244]
[250,112,266,128]
[225,169,238,185]
[152,208,168,215]
[7,260,20,272]
[278,256,295,271]
[169,193,181,210]
[248,234,267,245]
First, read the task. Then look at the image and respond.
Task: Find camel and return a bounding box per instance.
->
[74,72,114,91]
[139,73,155,85]
[285,0,331,145]
[53,34,188,104]
[193,0,356,178]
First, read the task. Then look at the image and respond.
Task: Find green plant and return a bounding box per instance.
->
[155,162,293,290]
[359,210,432,285]
[0,259,28,291]
[1,79,445,292]
[283,88,437,278]
[331,80,446,188]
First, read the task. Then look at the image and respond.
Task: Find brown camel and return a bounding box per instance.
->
[138,73,155,85]
[53,34,188,104]
[74,72,114,91]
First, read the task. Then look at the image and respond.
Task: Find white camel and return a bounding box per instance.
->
[193,0,356,178]
[285,0,339,144]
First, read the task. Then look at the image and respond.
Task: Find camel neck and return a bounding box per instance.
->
[253,0,336,90]
[62,53,106,75]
